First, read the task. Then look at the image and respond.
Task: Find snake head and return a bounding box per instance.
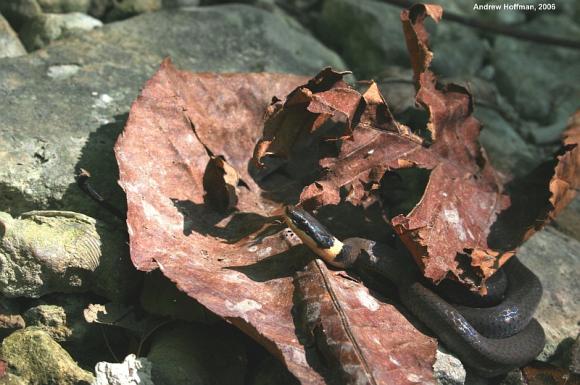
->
[283,205,357,268]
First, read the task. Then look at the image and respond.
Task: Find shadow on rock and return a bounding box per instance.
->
[60,113,129,225]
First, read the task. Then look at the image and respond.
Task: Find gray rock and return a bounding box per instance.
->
[140,270,219,323]
[0,297,25,336]
[248,355,299,385]
[0,13,26,58]
[88,0,112,18]
[518,226,580,361]
[22,304,71,341]
[38,294,126,369]
[434,347,466,385]
[430,22,487,78]
[376,66,416,116]
[105,0,161,21]
[493,15,580,123]
[0,373,28,385]
[472,3,526,24]
[161,0,200,8]
[147,323,247,385]
[0,0,43,32]
[317,0,409,79]
[37,0,92,13]
[46,63,81,79]
[379,71,540,178]
[476,107,539,177]
[19,12,103,50]
[0,5,345,219]
[558,191,580,221]
[317,0,486,79]
[1,327,95,385]
[498,369,524,385]
[570,333,580,374]
[0,211,138,301]
[464,368,524,385]
[93,354,154,385]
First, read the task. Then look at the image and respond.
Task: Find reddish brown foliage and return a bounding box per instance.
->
[115,59,437,384]
[252,5,579,291]
[116,3,579,384]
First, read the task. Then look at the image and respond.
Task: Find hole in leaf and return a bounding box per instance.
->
[380,168,431,219]
[396,107,432,144]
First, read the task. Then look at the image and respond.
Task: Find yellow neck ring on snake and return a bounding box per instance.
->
[283,205,357,268]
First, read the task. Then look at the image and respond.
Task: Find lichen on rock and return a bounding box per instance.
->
[0,210,138,301]
[0,327,94,385]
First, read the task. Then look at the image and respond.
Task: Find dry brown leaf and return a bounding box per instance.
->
[116,58,441,384]
[203,155,240,213]
[294,259,437,385]
[115,59,326,384]
[548,110,580,222]
[522,361,580,385]
[116,3,579,383]
[253,64,509,288]
[251,4,580,291]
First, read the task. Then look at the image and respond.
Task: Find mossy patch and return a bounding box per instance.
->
[0,327,94,385]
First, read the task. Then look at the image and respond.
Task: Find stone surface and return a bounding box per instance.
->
[434,347,467,385]
[161,0,200,7]
[0,13,26,58]
[22,304,71,341]
[19,12,103,50]
[317,0,486,79]
[0,373,28,385]
[518,226,580,361]
[570,333,580,374]
[430,22,487,78]
[93,354,154,385]
[0,4,345,221]
[472,3,526,24]
[0,298,25,336]
[43,294,129,369]
[475,107,539,177]
[147,323,247,385]
[140,270,219,323]
[105,0,161,21]
[37,0,92,13]
[378,70,540,178]
[248,355,299,385]
[0,0,43,31]
[317,0,409,78]
[1,327,94,385]
[493,15,580,124]
[0,211,138,301]
[87,0,112,18]
[498,369,525,385]
[552,196,580,242]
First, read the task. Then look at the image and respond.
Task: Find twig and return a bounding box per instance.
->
[381,0,580,50]
[136,319,173,357]
[76,169,126,221]
[100,325,120,363]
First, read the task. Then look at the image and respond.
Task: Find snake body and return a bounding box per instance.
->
[284,206,545,377]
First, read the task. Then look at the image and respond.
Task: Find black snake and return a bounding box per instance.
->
[284,205,545,377]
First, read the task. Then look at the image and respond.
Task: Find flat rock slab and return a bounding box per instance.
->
[0,4,345,218]
[518,226,580,361]
[0,13,26,58]
[492,14,580,123]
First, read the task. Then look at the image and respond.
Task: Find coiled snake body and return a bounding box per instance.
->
[284,206,545,377]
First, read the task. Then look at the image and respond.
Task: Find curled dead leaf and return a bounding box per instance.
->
[203,155,240,213]
[251,5,580,292]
